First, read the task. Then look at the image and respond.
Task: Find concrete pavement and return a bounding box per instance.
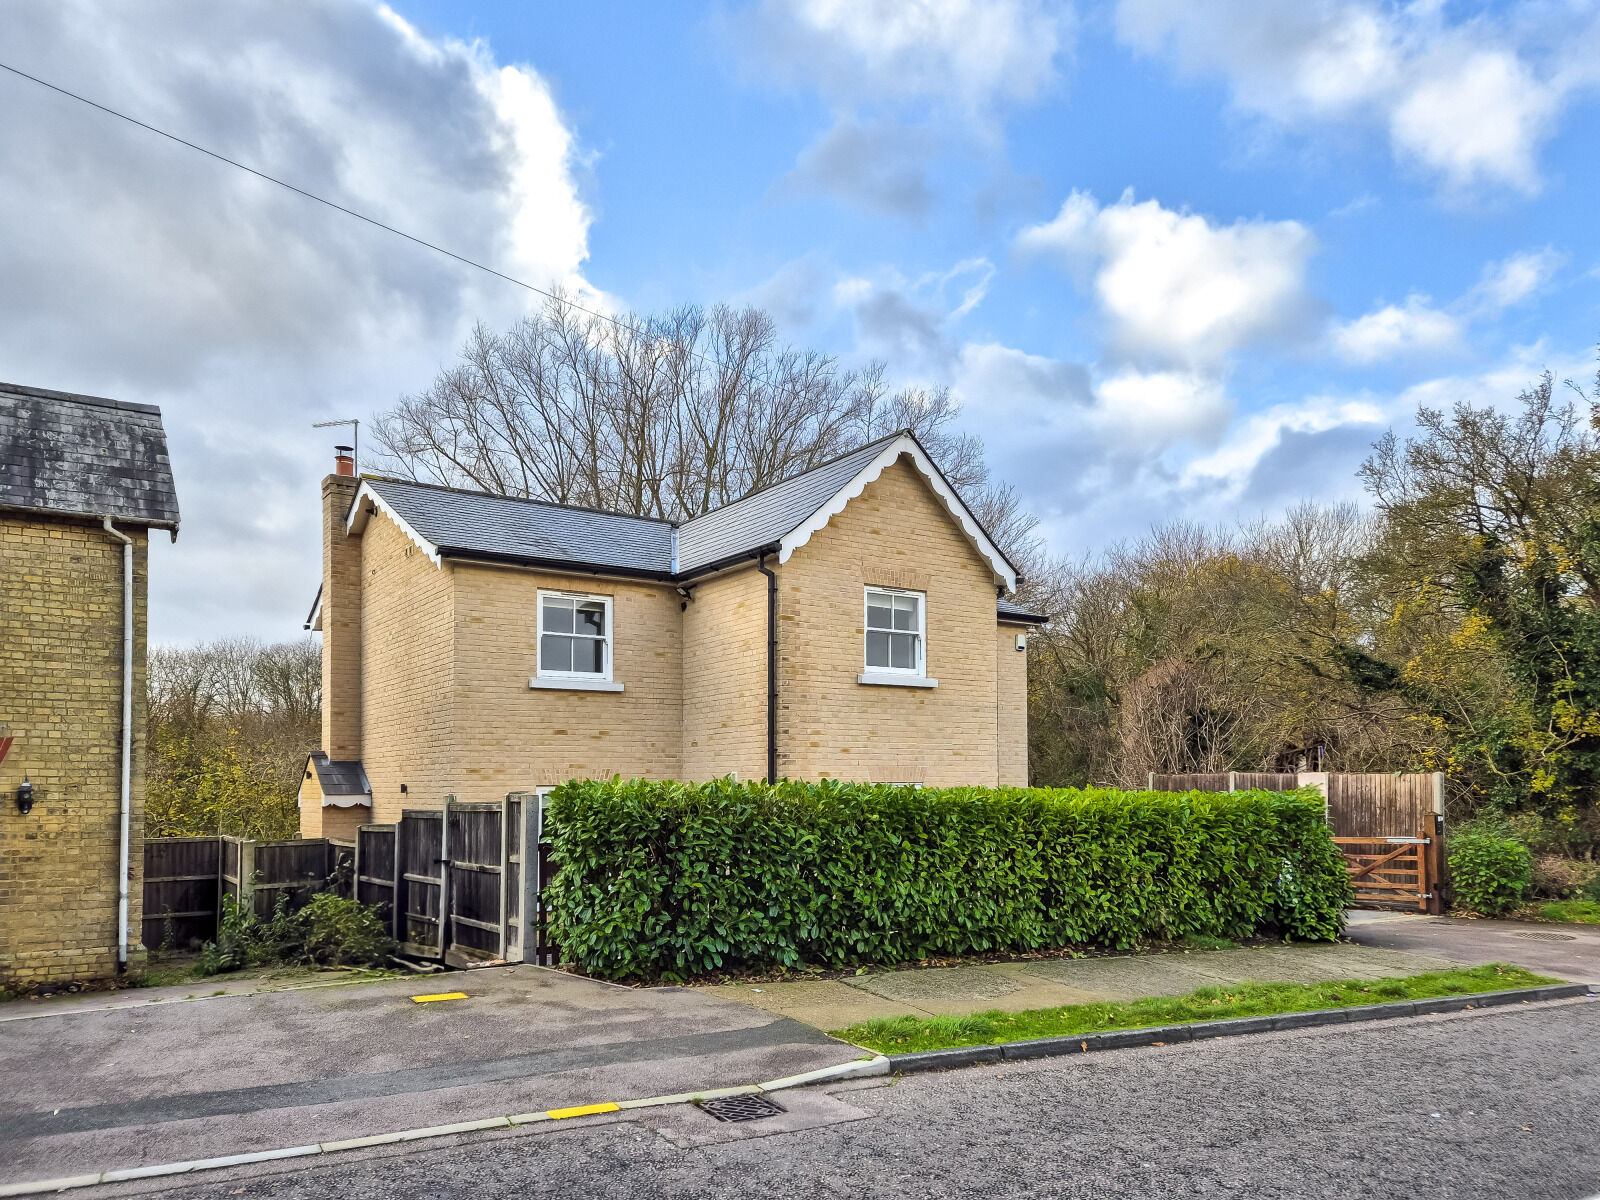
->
[113,994,1600,1200]
[706,940,1463,1029]
[1345,908,1600,981]
[0,964,861,1187]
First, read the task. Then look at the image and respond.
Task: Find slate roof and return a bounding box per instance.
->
[0,382,180,530]
[362,477,674,576]
[674,433,900,573]
[997,596,1050,625]
[352,431,1029,620]
[306,753,371,801]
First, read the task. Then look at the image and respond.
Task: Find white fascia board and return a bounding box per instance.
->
[322,794,373,809]
[777,435,1018,592]
[345,481,442,567]
[305,589,323,633]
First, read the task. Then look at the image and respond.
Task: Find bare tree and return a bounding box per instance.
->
[371,294,1044,578]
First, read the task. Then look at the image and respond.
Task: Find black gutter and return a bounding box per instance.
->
[756,552,778,784]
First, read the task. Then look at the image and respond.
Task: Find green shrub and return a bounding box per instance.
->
[300,893,396,967]
[543,779,1353,980]
[1449,833,1532,915]
[196,893,393,976]
[1585,872,1600,904]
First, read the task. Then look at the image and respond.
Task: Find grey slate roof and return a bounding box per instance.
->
[363,477,674,576]
[307,753,371,798]
[997,596,1050,625]
[0,382,180,529]
[355,431,1028,622]
[674,433,900,573]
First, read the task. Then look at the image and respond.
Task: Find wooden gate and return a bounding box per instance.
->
[1334,826,1436,912]
[381,794,556,964]
[396,808,445,957]
[1148,771,1447,913]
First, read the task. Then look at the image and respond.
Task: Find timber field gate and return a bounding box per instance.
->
[1147,771,1446,913]
[354,793,556,967]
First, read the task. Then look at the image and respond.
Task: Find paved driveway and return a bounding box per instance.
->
[1345,909,1600,982]
[0,965,857,1187]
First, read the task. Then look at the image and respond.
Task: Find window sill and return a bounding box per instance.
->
[529,677,624,693]
[858,672,938,689]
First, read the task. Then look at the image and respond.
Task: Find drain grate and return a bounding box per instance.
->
[1515,931,1578,942]
[696,1094,786,1123]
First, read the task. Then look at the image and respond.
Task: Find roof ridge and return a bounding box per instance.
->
[0,380,162,415]
[364,474,676,525]
[680,428,908,530]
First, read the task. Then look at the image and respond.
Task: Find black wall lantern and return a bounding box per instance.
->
[16,777,34,815]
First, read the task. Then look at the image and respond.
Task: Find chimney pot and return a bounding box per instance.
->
[334,446,355,477]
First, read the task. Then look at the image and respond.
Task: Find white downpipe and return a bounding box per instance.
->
[103,517,134,972]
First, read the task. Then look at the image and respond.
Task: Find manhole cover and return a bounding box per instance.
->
[1515,931,1578,942]
[697,1094,786,1123]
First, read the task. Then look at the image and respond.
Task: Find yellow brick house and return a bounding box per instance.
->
[1,382,179,986]
[301,431,1044,833]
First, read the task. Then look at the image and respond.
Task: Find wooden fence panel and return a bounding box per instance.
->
[445,802,505,962]
[355,825,397,917]
[141,837,222,948]
[398,810,444,956]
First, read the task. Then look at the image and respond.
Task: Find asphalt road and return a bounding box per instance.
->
[120,996,1600,1200]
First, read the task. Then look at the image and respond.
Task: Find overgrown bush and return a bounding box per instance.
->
[1449,833,1533,915]
[544,779,1353,980]
[197,894,393,976]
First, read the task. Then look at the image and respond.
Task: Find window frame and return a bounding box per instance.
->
[536,590,615,683]
[862,586,927,678]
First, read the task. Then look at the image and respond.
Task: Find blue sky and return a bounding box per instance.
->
[2,1,1598,641]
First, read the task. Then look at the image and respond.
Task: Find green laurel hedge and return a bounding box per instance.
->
[543,779,1352,980]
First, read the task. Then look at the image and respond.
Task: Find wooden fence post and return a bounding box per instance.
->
[391,822,405,944]
[438,795,454,960]
[238,838,257,920]
[1227,771,1237,793]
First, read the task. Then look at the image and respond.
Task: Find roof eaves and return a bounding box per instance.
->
[347,480,442,566]
[775,431,1019,593]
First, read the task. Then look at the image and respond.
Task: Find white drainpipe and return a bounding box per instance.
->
[102,517,134,972]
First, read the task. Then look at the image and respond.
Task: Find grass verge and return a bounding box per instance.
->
[833,963,1556,1054]
[1539,900,1600,924]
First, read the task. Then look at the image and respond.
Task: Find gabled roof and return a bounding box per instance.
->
[0,381,180,531]
[674,434,899,573]
[345,430,1019,592]
[304,753,371,805]
[349,477,674,577]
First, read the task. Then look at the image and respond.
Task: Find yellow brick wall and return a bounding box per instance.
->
[449,563,684,802]
[681,566,768,781]
[997,625,1030,786]
[356,513,457,824]
[0,515,148,986]
[775,457,1005,786]
[297,759,325,837]
[320,475,362,761]
[330,460,1030,808]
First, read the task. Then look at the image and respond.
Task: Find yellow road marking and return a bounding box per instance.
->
[546,1102,621,1120]
[410,992,468,1003]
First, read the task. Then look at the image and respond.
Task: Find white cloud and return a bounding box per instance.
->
[0,0,593,642]
[1470,248,1564,312]
[1329,246,1563,364]
[1115,0,1600,195]
[1016,189,1317,367]
[1329,295,1461,363]
[738,0,1072,113]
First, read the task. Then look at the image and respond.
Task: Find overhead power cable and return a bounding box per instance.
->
[0,59,714,365]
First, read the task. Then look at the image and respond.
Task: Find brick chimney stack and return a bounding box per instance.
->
[320,455,362,765]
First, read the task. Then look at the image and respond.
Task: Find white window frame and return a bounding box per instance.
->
[859,586,937,687]
[532,590,622,692]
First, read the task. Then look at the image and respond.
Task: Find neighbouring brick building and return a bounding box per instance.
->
[1,383,180,987]
[303,430,1045,833]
